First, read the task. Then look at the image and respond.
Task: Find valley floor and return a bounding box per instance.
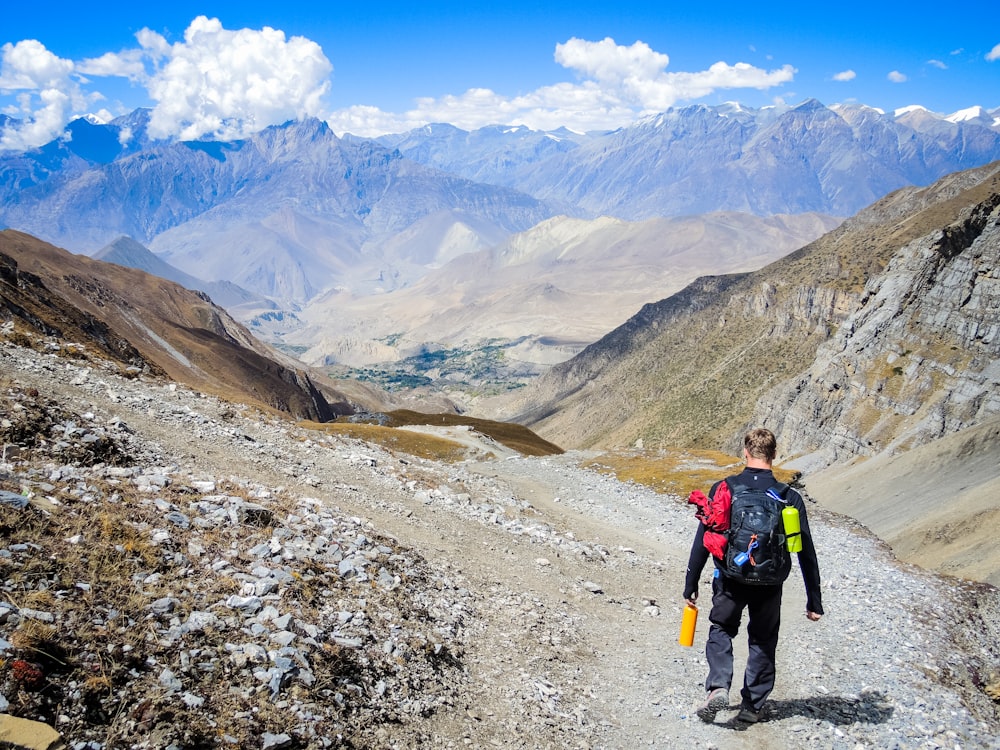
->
[1,339,998,749]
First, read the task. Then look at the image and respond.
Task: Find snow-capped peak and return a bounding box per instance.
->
[894,104,932,118]
[945,106,987,124]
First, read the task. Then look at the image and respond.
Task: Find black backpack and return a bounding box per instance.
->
[720,479,793,585]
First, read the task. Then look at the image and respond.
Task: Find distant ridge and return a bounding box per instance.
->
[93,235,273,313]
[380,100,1000,220]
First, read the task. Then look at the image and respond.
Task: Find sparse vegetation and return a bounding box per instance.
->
[0,377,471,748]
[382,409,563,457]
[334,339,538,396]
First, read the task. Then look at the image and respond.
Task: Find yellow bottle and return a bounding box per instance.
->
[782,506,802,553]
[679,603,698,647]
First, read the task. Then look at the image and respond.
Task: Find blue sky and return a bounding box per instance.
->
[2,0,998,150]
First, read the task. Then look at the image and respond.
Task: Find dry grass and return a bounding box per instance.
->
[582,448,799,498]
[384,410,564,457]
[301,410,564,462]
[300,421,471,462]
[1,326,37,350]
[0,464,382,743]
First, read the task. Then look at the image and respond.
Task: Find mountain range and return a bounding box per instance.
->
[374,101,1000,219]
[1,147,998,586]
[3,99,999,387]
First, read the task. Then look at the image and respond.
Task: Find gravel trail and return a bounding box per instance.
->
[2,339,998,749]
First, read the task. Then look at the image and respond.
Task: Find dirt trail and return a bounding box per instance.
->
[5,353,995,749]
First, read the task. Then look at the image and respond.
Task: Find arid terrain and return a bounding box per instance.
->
[2,333,998,749]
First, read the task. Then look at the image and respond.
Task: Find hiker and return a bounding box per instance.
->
[682,427,823,724]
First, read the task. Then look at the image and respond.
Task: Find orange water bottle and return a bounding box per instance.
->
[679,603,698,647]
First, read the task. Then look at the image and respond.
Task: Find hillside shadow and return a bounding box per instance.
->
[725,691,894,731]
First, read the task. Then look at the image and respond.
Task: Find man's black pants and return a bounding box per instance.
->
[705,574,783,711]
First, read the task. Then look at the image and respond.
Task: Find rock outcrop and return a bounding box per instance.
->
[757,173,1000,467]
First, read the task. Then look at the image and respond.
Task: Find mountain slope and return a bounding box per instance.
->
[0,230,343,421]
[0,119,558,305]
[93,235,273,312]
[803,414,1000,586]
[509,160,1000,462]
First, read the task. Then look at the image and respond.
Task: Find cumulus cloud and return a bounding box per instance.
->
[987,44,1000,62]
[3,26,796,148]
[888,70,907,83]
[1,16,333,149]
[0,39,89,150]
[555,38,670,84]
[926,59,947,70]
[331,36,796,136]
[141,16,333,140]
[77,49,148,81]
[833,70,856,82]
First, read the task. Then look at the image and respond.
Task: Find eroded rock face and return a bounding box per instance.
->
[758,190,1000,467]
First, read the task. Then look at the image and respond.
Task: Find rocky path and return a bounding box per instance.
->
[1,338,998,749]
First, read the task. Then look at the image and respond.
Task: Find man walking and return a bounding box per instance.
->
[683,427,823,723]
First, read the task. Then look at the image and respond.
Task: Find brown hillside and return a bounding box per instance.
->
[803,414,1000,586]
[0,230,339,421]
[384,409,564,456]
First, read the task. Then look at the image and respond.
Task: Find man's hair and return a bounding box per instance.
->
[744,427,777,462]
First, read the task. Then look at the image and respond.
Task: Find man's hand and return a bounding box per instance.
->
[806,611,822,621]
[684,594,697,608]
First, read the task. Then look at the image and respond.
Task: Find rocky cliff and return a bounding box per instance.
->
[511,160,1000,465]
[757,168,1000,468]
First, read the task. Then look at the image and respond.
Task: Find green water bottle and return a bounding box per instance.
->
[782,505,802,553]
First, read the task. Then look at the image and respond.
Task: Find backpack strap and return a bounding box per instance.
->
[766,481,790,503]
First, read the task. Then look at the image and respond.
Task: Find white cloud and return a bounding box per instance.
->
[833,70,856,82]
[987,44,1000,62]
[1,17,334,149]
[0,39,88,150]
[330,37,796,136]
[0,39,74,90]
[553,37,794,112]
[555,37,670,84]
[888,70,907,83]
[326,104,424,137]
[141,16,333,140]
[2,28,796,148]
[77,50,148,81]
[926,59,947,70]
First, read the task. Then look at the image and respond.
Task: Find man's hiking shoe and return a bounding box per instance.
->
[695,688,729,722]
[736,704,762,723]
